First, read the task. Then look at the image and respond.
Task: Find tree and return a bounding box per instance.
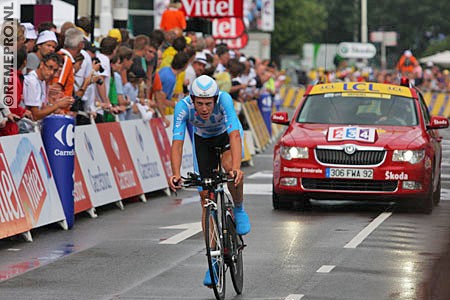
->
[271,0,327,62]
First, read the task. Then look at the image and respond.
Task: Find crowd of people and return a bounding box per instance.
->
[307,49,450,92]
[0,15,286,137]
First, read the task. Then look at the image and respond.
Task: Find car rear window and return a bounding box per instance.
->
[297,93,418,126]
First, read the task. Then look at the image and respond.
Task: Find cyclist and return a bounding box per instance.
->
[168,75,251,286]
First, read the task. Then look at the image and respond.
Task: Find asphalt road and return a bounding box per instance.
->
[1,128,450,300]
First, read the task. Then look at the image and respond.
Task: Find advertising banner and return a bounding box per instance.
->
[97,123,144,200]
[41,115,75,229]
[73,157,93,214]
[164,115,194,177]
[257,92,273,136]
[0,144,31,239]
[212,17,245,39]
[0,133,65,237]
[181,0,243,18]
[120,120,168,193]
[150,118,173,181]
[75,124,121,208]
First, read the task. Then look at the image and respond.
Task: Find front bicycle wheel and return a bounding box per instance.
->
[227,214,244,294]
[204,204,226,300]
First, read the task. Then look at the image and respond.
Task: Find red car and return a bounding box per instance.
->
[271,82,449,213]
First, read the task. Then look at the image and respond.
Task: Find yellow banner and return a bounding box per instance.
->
[309,82,412,97]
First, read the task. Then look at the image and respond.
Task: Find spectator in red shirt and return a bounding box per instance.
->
[0,46,32,136]
[159,0,186,32]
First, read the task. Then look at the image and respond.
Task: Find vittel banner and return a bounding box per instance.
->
[181,0,243,18]
[0,133,66,238]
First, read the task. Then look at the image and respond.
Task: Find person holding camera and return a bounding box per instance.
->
[73,41,103,124]
[24,53,74,120]
[95,36,120,122]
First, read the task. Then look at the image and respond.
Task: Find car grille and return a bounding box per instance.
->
[315,149,385,165]
[302,178,397,192]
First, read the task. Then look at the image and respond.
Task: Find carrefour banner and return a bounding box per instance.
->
[150,118,173,181]
[0,133,66,239]
[97,123,144,199]
[75,125,121,208]
[120,120,168,193]
[74,156,93,214]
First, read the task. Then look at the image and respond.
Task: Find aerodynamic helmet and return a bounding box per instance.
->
[190,75,219,102]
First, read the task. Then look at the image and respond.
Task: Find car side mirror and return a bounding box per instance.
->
[271,112,289,125]
[427,116,449,130]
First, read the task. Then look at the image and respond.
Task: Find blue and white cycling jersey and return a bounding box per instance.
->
[173,91,243,141]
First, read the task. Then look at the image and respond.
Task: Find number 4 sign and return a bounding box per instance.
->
[328,127,376,143]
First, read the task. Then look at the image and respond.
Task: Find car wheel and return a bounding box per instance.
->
[420,173,434,214]
[433,175,441,205]
[272,183,294,210]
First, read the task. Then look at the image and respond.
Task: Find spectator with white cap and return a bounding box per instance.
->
[26,30,58,73]
[21,23,37,53]
[184,51,208,88]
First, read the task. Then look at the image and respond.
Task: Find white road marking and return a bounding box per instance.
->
[247,171,274,179]
[7,248,21,252]
[344,212,392,248]
[285,294,304,300]
[242,183,272,195]
[316,265,335,273]
[159,222,202,244]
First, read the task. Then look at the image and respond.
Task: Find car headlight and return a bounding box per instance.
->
[281,146,309,160]
[392,150,425,164]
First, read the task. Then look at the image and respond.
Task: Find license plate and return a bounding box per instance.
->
[326,168,373,179]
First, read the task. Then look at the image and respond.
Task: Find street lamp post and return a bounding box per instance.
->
[361,0,367,43]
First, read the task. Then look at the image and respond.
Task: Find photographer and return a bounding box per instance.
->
[73,41,103,124]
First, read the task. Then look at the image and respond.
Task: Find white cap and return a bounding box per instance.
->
[194,52,208,65]
[21,23,37,40]
[36,30,58,45]
[404,50,412,57]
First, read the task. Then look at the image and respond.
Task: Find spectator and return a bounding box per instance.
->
[26,30,58,72]
[215,44,230,73]
[158,51,189,115]
[396,50,419,76]
[37,22,57,33]
[24,53,74,120]
[124,66,146,120]
[159,0,186,32]
[76,16,91,38]
[96,36,119,121]
[1,46,33,136]
[52,28,85,99]
[185,51,208,88]
[160,35,187,69]
[21,23,37,53]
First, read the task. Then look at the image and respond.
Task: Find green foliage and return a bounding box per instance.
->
[271,0,450,64]
[271,0,327,59]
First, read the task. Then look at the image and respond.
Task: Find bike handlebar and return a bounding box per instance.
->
[180,171,234,188]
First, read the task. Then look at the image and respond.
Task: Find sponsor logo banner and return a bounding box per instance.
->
[0,133,65,232]
[120,120,168,193]
[97,123,143,199]
[75,125,120,208]
[0,144,31,239]
[150,118,173,181]
[181,0,243,18]
[74,157,93,214]
[164,115,194,177]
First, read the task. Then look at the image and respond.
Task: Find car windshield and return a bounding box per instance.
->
[297,93,418,126]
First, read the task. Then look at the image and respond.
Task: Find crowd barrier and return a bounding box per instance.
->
[0,97,282,242]
[279,85,450,117]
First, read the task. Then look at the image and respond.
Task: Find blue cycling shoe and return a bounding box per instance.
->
[233,206,251,235]
[203,259,218,286]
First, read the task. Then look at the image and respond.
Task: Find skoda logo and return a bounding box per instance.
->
[344,144,356,155]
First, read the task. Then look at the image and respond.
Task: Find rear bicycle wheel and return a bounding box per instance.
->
[227,214,244,294]
[204,204,226,300]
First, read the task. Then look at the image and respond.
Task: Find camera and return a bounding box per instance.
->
[92,57,105,73]
[70,95,84,112]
